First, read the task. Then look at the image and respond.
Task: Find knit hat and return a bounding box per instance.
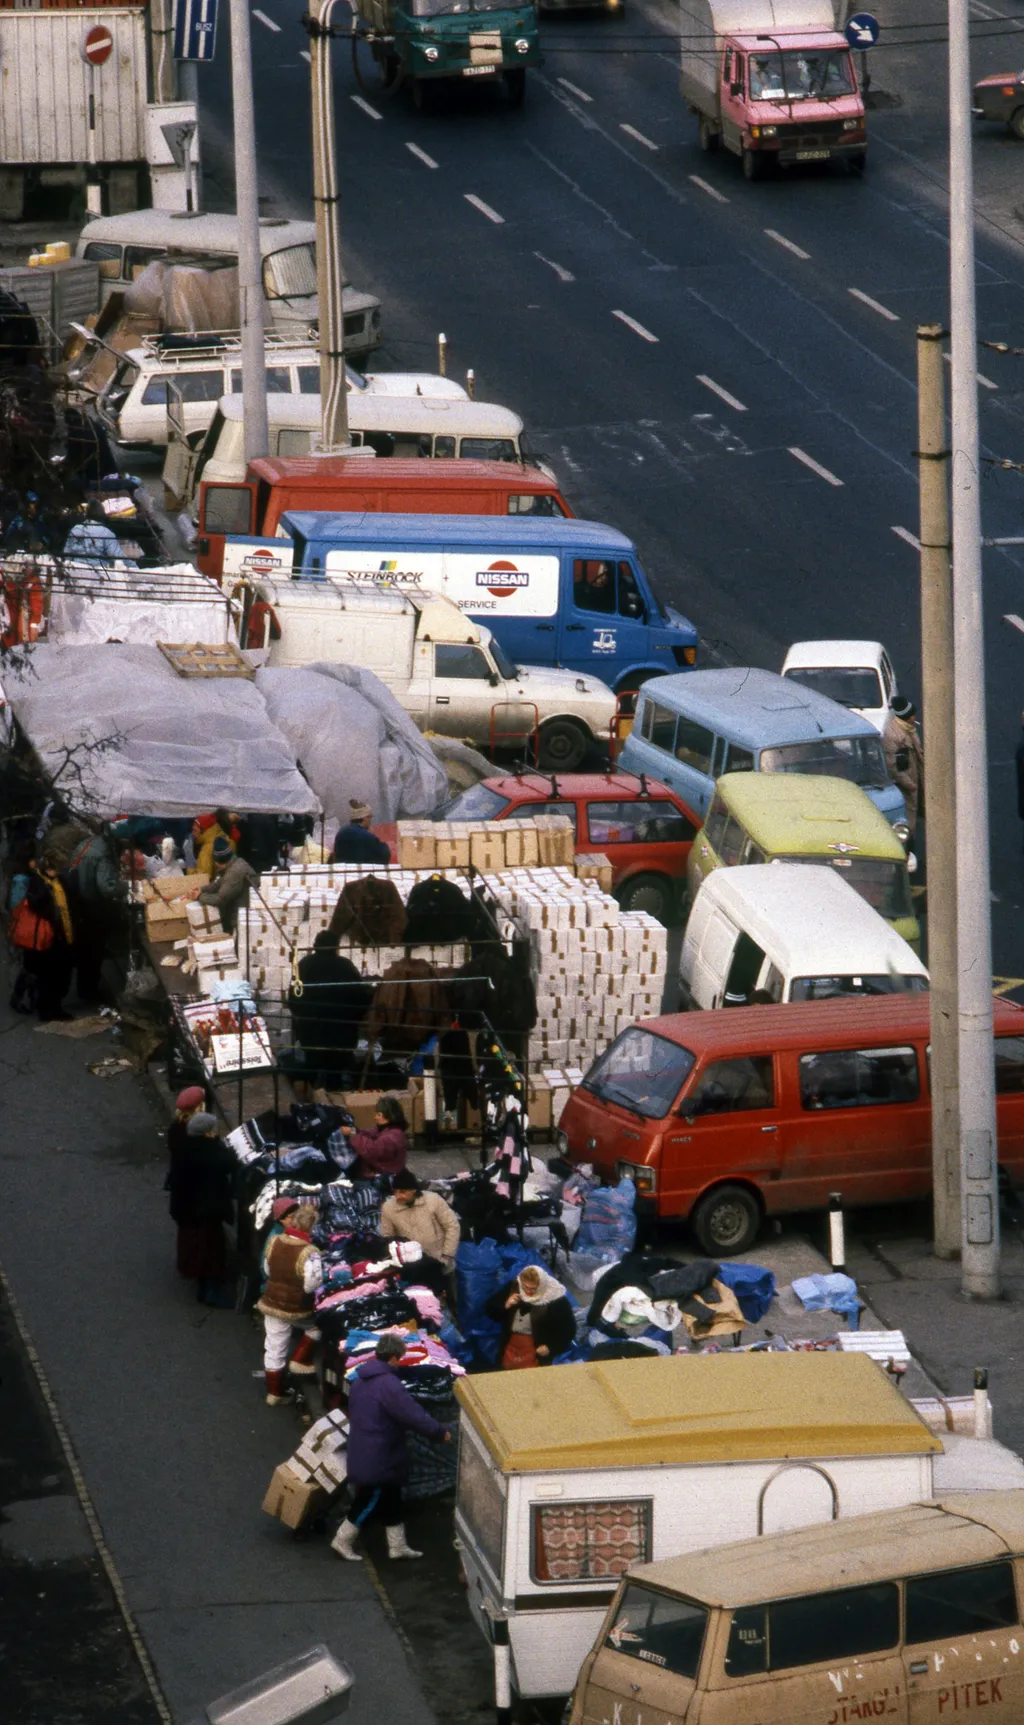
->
[211,835,233,863]
[175,1085,206,1112]
[272,1196,300,1222]
[186,1112,219,1136]
[349,799,372,822]
[891,695,916,720]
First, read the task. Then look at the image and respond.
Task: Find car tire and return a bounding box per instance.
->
[1011,107,1024,141]
[698,117,719,154]
[741,147,762,181]
[617,872,675,924]
[690,1184,761,1256]
[538,718,588,771]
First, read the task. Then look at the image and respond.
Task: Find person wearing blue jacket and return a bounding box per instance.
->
[332,1334,450,1563]
[332,800,391,866]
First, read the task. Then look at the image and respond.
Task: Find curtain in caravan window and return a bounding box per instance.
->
[533,1500,650,1583]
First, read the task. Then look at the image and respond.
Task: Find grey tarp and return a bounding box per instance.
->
[254,662,448,825]
[3,644,320,820]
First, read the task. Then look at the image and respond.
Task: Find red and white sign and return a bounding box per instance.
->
[246,548,280,578]
[82,24,114,65]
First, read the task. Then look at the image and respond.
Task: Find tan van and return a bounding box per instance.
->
[569,1490,1024,1725]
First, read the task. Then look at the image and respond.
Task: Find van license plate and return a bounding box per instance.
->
[463,64,497,75]
[796,149,830,160]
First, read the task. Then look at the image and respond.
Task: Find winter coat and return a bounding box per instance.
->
[193,822,236,879]
[882,714,924,830]
[167,1133,235,1229]
[288,949,373,1069]
[199,856,258,933]
[24,872,73,949]
[349,1123,409,1179]
[328,876,407,947]
[346,1356,446,1485]
[485,1274,577,1364]
[68,834,120,905]
[332,822,392,866]
[380,1190,461,1264]
[365,957,449,1054]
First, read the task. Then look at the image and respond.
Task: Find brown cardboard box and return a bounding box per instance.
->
[527,1076,553,1131]
[145,899,190,944]
[261,1461,328,1531]
[575,853,614,894]
[146,874,209,903]
[397,822,436,868]
[341,1086,418,1130]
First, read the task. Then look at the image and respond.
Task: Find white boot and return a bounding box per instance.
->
[331,1519,363,1562]
[386,1522,423,1560]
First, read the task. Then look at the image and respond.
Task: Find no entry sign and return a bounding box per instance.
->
[82,25,114,66]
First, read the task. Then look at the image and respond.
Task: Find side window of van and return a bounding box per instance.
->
[718,815,746,867]
[703,792,728,852]
[725,1583,899,1677]
[605,1584,708,1681]
[277,431,313,456]
[460,438,517,462]
[508,493,564,517]
[145,370,224,406]
[641,700,677,755]
[435,436,456,458]
[725,743,754,773]
[617,562,646,620]
[905,1562,1018,1643]
[674,717,715,775]
[434,643,492,680]
[298,365,320,393]
[763,963,785,1003]
[574,559,616,614]
[740,837,765,865]
[229,367,292,394]
[125,245,165,279]
[995,1037,1024,1092]
[799,1046,919,1111]
[690,1056,774,1114]
[83,241,123,280]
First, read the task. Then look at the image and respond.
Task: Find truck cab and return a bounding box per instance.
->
[354,0,541,108]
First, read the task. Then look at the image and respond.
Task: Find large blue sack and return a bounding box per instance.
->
[792,1272,861,1324]
[575,1176,637,1257]
[455,1237,543,1365]
[716,1262,776,1323]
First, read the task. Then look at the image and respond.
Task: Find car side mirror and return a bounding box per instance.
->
[488,670,500,687]
[679,1104,697,1125]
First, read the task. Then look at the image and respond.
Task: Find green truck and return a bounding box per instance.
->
[352,0,541,108]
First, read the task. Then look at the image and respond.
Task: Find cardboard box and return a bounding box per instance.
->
[145,899,190,944]
[261,1461,328,1530]
[148,873,210,903]
[342,1086,418,1130]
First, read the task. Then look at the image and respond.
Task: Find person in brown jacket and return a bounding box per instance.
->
[380,1170,460,1270]
[255,1201,323,1405]
[882,695,924,839]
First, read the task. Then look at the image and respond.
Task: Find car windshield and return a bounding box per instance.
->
[583,1027,695,1120]
[436,784,510,821]
[790,973,929,1001]
[489,637,519,680]
[748,49,855,100]
[759,734,889,790]
[784,665,883,710]
[414,0,512,12]
[263,244,317,301]
[780,856,913,922]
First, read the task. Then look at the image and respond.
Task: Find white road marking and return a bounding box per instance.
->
[1003,613,1024,635]
[689,174,729,203]
[535,252,575,283]
[557,77,593,103]
[696,374,748,412]
[892,525,923,550]
[620,123,659,151]
[788,446,843,486]
[465,193,505,224]
[765,228,811,260]
[252,8,281,29]
[942,351,998,390]
[848,287,900,322]
[612,309,659,343]
[406,141,438,168]
[351,94,382,119]
[300,48,311,61]
[972,1,1024,24]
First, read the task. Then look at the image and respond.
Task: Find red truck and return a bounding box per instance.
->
[196,457,574,578]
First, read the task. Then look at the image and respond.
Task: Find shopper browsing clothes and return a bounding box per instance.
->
[166,1112,236,1308]
[339,1095,410,1178]
[332,1334,452,1563]
[166,1085,207,1163]
[487,1264,576,1369]
[256,1201,323,1404]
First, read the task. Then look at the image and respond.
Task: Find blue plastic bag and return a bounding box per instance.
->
[716,1262,776,1323]
[454,1238,543,1365]
[575,1176,637,1257]
[792,1272,860,1325]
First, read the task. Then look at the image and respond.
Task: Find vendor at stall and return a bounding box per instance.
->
[166,1085,207,1162]
[339,1095,410,1179]
[332,799,391,866]
[198,838,257,934]
[380,1171,460,1272]
[256,1201,323,1404]
[285,931,374,1088]
[486,1265,576,1370]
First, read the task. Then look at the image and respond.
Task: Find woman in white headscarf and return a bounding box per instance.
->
[486,1264,577,1370]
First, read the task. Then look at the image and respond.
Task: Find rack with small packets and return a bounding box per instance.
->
[178,999,274,1076]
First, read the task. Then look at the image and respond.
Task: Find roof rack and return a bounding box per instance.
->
[137,329,317,361]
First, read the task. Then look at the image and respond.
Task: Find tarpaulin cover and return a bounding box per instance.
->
[255,661,447,824]
[45,566,232,648]
[2,643,320,819]
[123,260,240,333]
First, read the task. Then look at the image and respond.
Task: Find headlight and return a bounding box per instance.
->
[515,37,530,53]
[761,125,777,138]
[616,1159,656,1195]
[893,820,911,845]
[842,118,860,131]
[424,45,439,61]
[554,1128,569,1155]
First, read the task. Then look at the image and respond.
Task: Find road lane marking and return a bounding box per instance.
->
[892,525,923,549]
[612,309,658,343]
[1003,613,1024,635]
[765,228,811,260]
[696,374,747,412]
[351,95,382,119]
[689,174,729,203]
[788,447,843,485]
[848,287,900,322]
[557,77,593,103]
[252,8,281,28]
[994,976,1024,995]
[465,193,505,224]
[620,123,658,151]
[406,141,438,168]
[535,252,575,283]
[300,48,311,60]
[943,351,998,390]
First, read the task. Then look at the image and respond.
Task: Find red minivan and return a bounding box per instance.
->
[560,996,1024,1254]
[196,456,573,577]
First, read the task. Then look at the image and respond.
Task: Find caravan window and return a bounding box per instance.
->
[457,1435,505,1582]
[533,1501,651,1585]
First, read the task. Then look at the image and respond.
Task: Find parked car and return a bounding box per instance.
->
[973,68,1024,138]
[781,638,899,734]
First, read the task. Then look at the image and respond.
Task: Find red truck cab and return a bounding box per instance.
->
[196,457,573,578]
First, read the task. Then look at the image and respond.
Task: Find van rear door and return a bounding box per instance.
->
[780,1038,930,1212]
[560,555,653,688]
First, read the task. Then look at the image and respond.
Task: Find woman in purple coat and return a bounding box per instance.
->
[332,1333,450,1562]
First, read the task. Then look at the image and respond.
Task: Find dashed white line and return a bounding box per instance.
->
[689,174,730,203]
[612,309,659,343]
[892,525,923,550]
[942,352,998,390]
[557,77,593,103]
[788,447,843,486]
[848,287,900,322]
[1003,613,1024,635]
[765,228,811,260]
[300,48,311,61]
[406,141,438,168]
[252,8,281,29]
[465,193,505,224]
[696,374,748,412]
[351,94,382,120]
[620,123,659,152]
[535,252,575,283]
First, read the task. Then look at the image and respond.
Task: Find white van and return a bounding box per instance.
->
[245,582,614,770]
[75,210,381,353]
[781,639,900,734]
[679,862,928,1009]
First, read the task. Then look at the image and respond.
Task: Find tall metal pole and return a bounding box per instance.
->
[308,0,350,452]
[228,0,268,464]
[917,325,960,1259]
[949,0,999,1297]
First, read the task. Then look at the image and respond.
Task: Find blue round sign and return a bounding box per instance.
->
[845,11,880,47]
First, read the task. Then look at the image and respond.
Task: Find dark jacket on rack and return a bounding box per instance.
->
[288,948,373,1074]
[485,1274,577,1364]
[327,876,407,947]
[366,957,449,1054]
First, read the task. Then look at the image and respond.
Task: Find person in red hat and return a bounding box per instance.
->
[256,1201,323,1404]
[167,1085,207,1165]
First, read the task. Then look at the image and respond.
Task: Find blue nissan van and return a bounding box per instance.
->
[227,512,698,693]
[619,667,908,831]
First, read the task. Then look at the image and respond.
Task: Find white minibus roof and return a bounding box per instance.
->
[215,393,524,435]
[78,211,316,259]
[695,863,927,979]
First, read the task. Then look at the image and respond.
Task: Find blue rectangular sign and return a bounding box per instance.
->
[173,0,218,61]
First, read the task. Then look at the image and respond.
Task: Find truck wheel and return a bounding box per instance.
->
[847,151,868,174]
[698,117,719,154]
[691,1184,761,1256]
[741,148,763,181]
[538,718,588,771]
[1010,107,1024,140]
[411,77,433,113]
[506,68,527,107]
[617,873,675,924]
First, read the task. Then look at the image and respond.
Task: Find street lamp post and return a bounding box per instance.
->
[306,0,351,453]
[228,0,268,464]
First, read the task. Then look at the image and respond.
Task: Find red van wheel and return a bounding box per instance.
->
[691,1185,761,1255]
[617,873,675,924]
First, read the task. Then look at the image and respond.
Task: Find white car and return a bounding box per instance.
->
[781,639,899,734]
